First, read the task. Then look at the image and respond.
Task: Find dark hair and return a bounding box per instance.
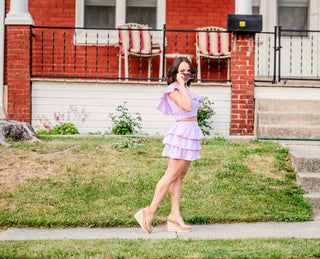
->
[167,57,196,86]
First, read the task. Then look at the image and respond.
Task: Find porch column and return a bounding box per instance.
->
[235,0,252,15]
[230,34,255,135]
[5,0,34,123]
[230,0,255,135]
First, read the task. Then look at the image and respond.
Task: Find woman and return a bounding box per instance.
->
[134,57,204,233]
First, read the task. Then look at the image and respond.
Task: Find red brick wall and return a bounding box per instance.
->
[230,34,255,135]
[166,0,234,29]
[31,0,75,27]
[6,25,32,123]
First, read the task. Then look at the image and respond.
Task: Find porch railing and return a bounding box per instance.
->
[31,25,231,83]
[31,25,320,83]
[255,26,320,83]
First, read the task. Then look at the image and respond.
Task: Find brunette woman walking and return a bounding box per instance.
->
[134,57,204,233]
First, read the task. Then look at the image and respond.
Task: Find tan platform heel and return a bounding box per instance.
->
[167,216,192,232]
[134,207,153,234]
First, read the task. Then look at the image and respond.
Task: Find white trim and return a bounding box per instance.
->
[157,0,166,30]
[255,86,320,100]
[0,0,5,118]
[75,0,84,27]
[116,0,126,26]
[74,0,165,45]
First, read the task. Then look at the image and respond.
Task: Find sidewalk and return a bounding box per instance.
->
[1,221,320,241]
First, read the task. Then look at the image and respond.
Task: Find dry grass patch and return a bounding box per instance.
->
[243,154,285,180]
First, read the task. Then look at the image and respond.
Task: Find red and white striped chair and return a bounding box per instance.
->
[118,23,163,82]
[196,26,231,82]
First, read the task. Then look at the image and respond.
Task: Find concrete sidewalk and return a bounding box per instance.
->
[1,221,320,241]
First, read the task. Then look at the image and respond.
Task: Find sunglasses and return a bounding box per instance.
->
[179,73,195,80]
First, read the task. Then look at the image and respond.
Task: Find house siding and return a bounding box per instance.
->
[31,81,231,136]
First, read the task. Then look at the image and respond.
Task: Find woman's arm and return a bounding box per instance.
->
[168,74,192,112]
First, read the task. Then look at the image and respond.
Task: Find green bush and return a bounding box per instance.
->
[52,123,80,135]
[197,97,215,135]
[109,102,142,135]
[37,123,80,135]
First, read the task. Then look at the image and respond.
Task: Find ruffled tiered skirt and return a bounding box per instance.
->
[162,121,204,161]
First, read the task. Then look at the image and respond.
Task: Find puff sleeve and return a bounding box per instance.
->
[157,84,180,115]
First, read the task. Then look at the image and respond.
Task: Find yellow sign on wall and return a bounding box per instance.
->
[239,21,246,27]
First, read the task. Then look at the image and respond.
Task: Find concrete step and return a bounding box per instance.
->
[257,125,320,139]
[303,193,320,215]
[297,173,320,192]
[289,145,320,173]
[255,99,320,113]
[258,112,320,126]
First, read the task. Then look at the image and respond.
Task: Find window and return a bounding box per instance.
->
[126,0,157,28]
[252,0,260,15]
[76,0,165,44]
[77,0,165,29]
[278,0,309,36]
[84,0,116,28]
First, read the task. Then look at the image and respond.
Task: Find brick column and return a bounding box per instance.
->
[230,33,255,135]
[6,25,32,123]
[5,0,34,123]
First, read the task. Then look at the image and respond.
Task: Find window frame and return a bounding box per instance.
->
[75,0,166,45]
[252,0,260,15]
[277,0,309,37]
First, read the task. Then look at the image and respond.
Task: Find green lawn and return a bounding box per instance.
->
[1,238,320,258]
[0,137,313,228]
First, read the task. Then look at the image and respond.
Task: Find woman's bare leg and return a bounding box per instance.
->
[168,162,190,220]
[147,158,191,225]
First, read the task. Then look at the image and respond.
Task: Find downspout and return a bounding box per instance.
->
[0,0,5,118]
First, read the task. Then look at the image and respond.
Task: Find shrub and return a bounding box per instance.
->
[52,123,80,135]
[197,97,215,136]
[109,102,142,135]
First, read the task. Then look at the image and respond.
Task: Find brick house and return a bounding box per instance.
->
[2,0,320,138]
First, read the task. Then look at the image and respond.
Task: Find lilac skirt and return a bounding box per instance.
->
[162,121,204,161]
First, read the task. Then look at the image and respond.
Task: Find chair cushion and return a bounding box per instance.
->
[197,26,231,57]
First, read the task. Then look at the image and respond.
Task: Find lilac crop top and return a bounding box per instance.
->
[157,83,203,121]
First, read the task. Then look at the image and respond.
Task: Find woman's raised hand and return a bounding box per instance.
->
[177,73,186,87]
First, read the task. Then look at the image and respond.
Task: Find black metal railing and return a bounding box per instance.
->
[255,26,320,83]
[254,27,277,83]
[31,25,320,84]
[278,27,320,82]
[31,25,231,83]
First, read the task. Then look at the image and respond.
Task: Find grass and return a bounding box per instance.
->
[1,238,320,258]
[0,136,313,228]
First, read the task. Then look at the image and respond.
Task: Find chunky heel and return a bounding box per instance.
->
[167,221,180,231]
[167,217,192,232]
[134,207,153,234]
